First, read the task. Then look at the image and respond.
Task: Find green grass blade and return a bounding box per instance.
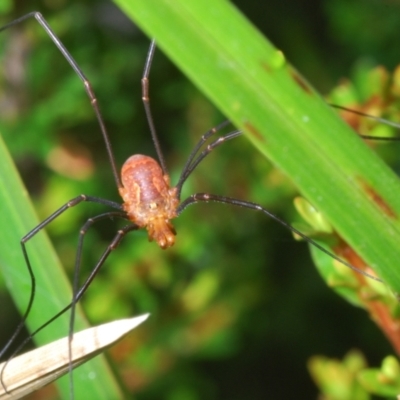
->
[114,0,400,292]
[0,133,123,398]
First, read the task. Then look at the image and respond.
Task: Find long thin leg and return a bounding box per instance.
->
[176,129,242,196]
[178,120,232,177]
[141,40,168,174]
[0,12,121,188]
[68,212,133,398]
[175,105,400,197]
[176,120,233,189]
[329,104,400,138]
[0,195,122,362]
[0,215,136,393]
[177,105,400,197]
[177,193,382,283]
[176,103,400,196]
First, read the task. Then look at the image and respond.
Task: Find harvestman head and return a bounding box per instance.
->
[0,10,391,399]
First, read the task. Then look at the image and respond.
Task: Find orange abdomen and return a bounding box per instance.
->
[118,155,179,248]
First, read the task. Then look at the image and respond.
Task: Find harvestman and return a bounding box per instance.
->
[0,11,389,396]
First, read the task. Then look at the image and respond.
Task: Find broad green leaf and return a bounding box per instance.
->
[114,0,400,292]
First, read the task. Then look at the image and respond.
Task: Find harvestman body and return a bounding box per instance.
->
[0,11,387,398]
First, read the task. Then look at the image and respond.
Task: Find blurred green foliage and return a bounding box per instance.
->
[1,0,400,399]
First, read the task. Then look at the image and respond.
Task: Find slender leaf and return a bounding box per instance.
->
[0,133,123,398]
[114,0,400,291]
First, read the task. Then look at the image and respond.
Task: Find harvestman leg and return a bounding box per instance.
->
[173,119,384,282]
[68,219,139,396]
[330,104,400,137]
[0,195,122,358]
[176,120,241,193]
[177,127,242,194]
[0,16,172,397]
[6,121,242,360]
[0,12,122,187]
[141,39,245,183]
[0,12,125,394]
[0,198,123,391]
[172,119,384,283]
[177,194,382,282]
[1,212,137,393]
[0,117,244,394]
[0,113,244,391]
[172,115,383,282]
[141,40,168,174]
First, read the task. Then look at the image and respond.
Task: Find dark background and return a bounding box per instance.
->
[0,0,399,399]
